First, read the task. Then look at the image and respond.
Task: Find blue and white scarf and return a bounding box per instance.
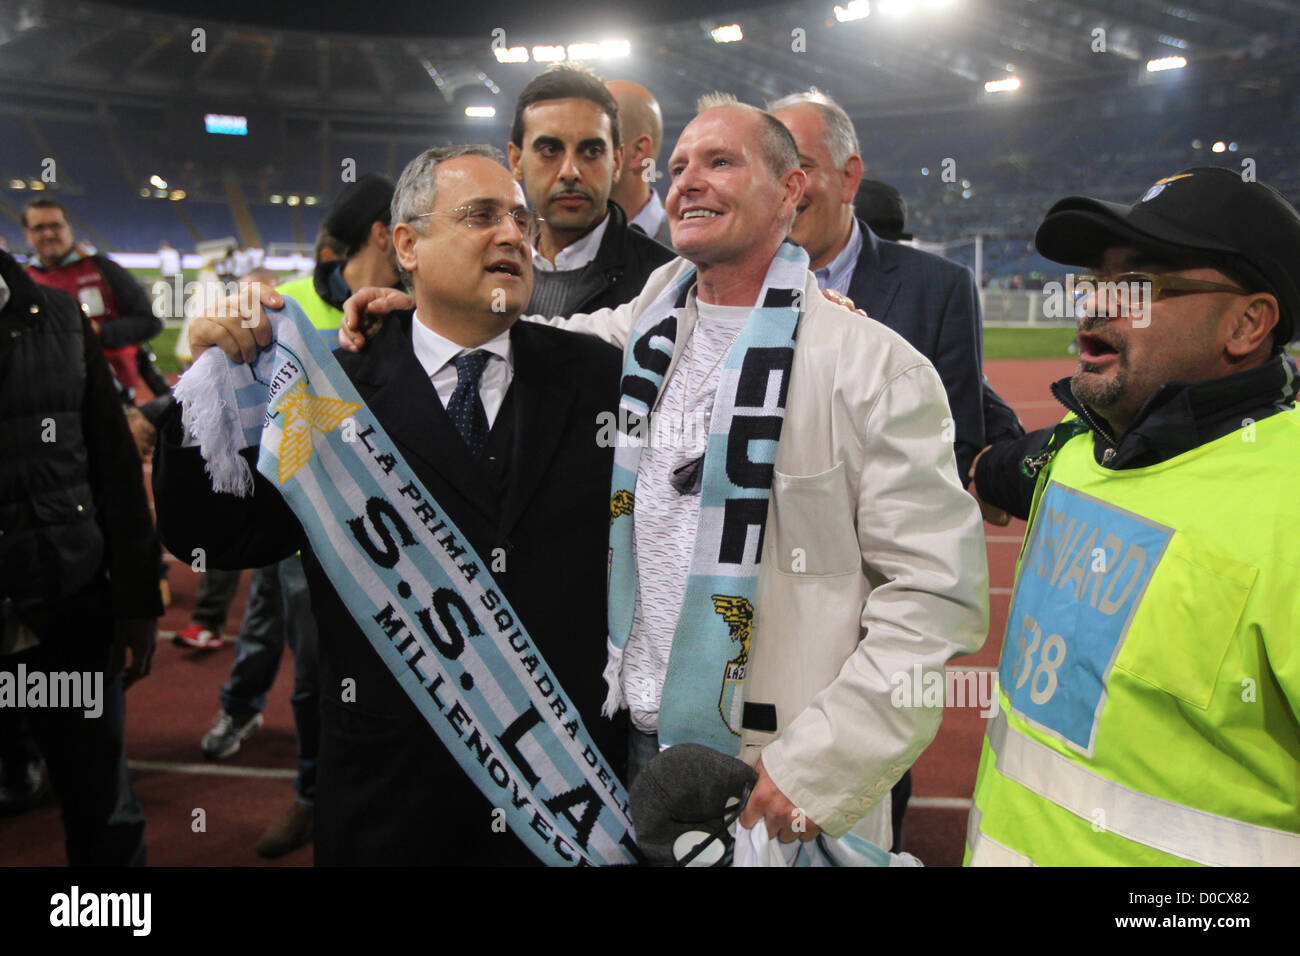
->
[175,301,637,865]
[604,241,807,755]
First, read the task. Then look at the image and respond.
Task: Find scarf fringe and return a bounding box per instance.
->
[174,350,255,497]
[601,640,626,718]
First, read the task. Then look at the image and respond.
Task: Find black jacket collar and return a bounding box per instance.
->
[1048,353,1298,469]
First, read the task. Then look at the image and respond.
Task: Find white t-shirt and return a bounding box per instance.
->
[623,300,752,734]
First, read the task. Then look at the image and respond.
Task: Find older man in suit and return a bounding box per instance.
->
[769,92,1022,486]
[153,145,626,865]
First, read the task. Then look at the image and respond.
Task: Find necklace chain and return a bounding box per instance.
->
[682,318,745,430]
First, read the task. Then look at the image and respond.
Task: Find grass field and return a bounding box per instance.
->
[983,325,1079,360]
[147,321,1296,378]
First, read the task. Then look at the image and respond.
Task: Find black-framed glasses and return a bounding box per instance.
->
[410,202,543,243]
[1073,271,1251,318]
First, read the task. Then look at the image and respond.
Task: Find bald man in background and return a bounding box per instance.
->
[606,80,673,249]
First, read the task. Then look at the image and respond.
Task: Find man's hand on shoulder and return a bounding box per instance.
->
[189,281,279,364]
[821,288,866,316]
[739,757,822,843]
[339,287,414,352]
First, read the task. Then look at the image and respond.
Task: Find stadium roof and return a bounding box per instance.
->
[1,0,1296,126]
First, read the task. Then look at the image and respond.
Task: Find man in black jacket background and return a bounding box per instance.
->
[508,64,674,318]
[0,249,160,865]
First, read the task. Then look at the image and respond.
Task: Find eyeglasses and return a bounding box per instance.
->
[410,203,543,243]
[1073,271,1251,318]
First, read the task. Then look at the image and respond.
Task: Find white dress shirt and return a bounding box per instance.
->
[813,218,863,296]
[628,190,667,242]
[410,312,514,427]
[531,212,610,272]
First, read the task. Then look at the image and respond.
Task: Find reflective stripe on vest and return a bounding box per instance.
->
[965,803,1036,866]
[975,708,1300,867]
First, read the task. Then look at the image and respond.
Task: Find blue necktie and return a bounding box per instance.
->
[447,350,491,458]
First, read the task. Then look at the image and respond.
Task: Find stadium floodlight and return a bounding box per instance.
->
[169,190,186,201]
[1146,55,1187,72]
[494,46,529,64]
[30,181,45,191]
[984,77,1020,93]
[465,106,496,118]
[711,24,743,43]
[599,39,631,58]
[150,174,168,189]
[834,0,869,22]
[304,196,318,205]
[533,45,566,62]
[270,195,283,204]
[138,187,150,197]
[10,178,26,189]
[287,195,301,206]
[1212,141,1226,153]
[568,42,602,59]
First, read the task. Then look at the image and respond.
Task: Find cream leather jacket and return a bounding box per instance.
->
[537,257,989,845]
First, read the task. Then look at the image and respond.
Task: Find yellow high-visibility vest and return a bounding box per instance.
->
[967,408,1300,866]
[277,275,342,344]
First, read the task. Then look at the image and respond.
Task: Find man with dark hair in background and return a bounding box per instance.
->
[509,64,673,318]
[23,198,163,395]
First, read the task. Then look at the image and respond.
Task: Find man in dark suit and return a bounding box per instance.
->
[153,145,626,865]
[770,93,1023,485]
[508,64,674,318]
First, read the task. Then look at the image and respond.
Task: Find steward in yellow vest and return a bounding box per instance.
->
[968,167,1300,866]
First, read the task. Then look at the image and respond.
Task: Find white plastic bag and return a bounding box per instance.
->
[732,822,923,867]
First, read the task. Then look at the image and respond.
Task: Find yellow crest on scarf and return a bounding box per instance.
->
[275,380,361,484]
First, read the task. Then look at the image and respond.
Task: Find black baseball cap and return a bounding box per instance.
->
[1035,166,1300,345]
[323,173,395,251]
[855,179,912,241]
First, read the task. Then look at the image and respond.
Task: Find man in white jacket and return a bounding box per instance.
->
[294,100,987,852]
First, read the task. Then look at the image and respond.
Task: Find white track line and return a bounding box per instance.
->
[985,536,1025,543]
[128,759,296,779]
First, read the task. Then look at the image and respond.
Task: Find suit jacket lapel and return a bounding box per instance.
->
[847,218,901,322]
[497,323,576,541]
[349,311,501,522]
